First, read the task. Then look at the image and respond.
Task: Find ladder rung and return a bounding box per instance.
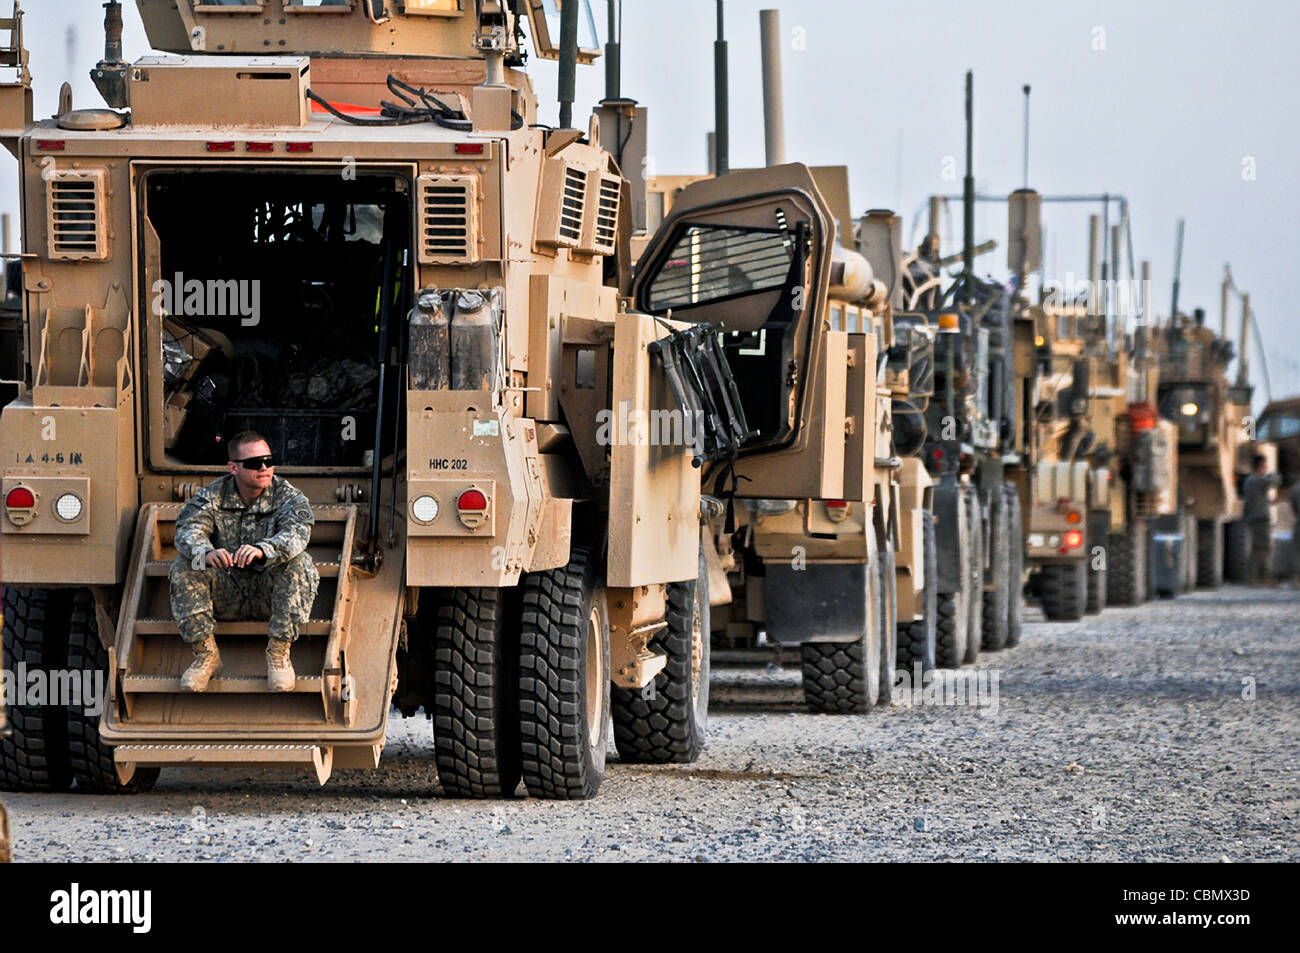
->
[134,619,332,636]
[144,560,341,577]
[113,743,323,765]
[122,674,323,695]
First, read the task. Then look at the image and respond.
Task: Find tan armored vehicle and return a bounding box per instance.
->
[631,164,927,713]
[0,0,788,800]
[1154,301,1251,591]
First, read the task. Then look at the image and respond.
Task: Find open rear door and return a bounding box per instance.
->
[631,164,843,499]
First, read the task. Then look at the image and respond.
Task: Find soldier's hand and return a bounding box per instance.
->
[234,544,265,568]
[206,549,234,569]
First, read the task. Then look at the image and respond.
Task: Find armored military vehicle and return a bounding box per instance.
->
[629,161,928,713]
[0,0,787,800]
[625,9,935,713]
[894,74,1024,665]
[1155,297,1251,592]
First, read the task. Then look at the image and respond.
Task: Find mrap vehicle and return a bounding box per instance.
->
[632,164,936,713]
[0,0,801,800]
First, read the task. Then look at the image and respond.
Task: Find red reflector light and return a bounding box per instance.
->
[35,139,66,151]
[1066,510,1081,525]
[826,500,847,509]
[5,487,35,508]
[206,141,236,152]
[458,489,488,511]
[286,142,314,153]
[1064,530,1083,549]
[930,448,944,460]
[455,143,485,155]
[246,142,274,153]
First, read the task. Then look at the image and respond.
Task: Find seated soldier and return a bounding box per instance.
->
[169,431,320,692]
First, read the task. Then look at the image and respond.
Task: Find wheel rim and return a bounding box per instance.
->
[585,605,604,747]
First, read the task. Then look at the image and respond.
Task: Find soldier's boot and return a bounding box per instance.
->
[266,637,295,692]
[180,637,222,692]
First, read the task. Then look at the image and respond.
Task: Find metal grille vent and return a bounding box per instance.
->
[559,166,586,244]
[417,173,478,264]
[589,173,620,255]
[48,170,108,261]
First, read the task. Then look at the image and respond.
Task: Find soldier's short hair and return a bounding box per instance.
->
[228,430,271,460]
[1253,453,1267,471]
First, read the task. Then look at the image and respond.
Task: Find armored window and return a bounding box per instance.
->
[644,225,794,313]
[47,169,109,261]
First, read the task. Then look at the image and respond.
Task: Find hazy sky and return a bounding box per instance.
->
[4,0,1297,403]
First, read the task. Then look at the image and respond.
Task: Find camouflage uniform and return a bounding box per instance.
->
[169,475,319,643]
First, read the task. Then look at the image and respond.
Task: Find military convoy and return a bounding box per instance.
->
[0,1,1280,808]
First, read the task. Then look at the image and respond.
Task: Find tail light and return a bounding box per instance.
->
[1066,510,1082,525]
[457,488,489,529]
[5,486,37,525]
[1064,530,1083,549]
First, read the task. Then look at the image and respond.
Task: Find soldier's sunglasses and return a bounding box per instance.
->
[235,455,275,470]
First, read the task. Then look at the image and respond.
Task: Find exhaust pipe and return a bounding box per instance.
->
[557,0,580,128]
[91,1,128,110]
[714,1,729,175]
[759,9,785,166]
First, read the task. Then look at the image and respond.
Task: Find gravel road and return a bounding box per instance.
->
[5,585,1297,862]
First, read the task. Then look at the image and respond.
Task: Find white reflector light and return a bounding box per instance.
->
[412,495,439,524]
[55,493,83,522]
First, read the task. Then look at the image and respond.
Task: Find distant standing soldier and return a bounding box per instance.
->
[1242,453,1280,585]
[169,431,320,691]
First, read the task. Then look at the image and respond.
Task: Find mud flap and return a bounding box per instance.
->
[764,562,868,644]
[932,480,965,593]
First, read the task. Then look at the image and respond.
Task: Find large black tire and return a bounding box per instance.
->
[1224,519,1250,583]
[898,514,938,671]
[1107,522,1148,606]
[1004,484,1025,648]
[877,546,898,706]
[1085,530,1108,616]
[1040,562,1087,621]
[65,589,160,794]
[1196,517,1224,589]
[802,535,882,713]
[0,588,73,793]
[933,591,963,668]
[432,587,522,798]
[963,485,983,663]
[518,544,610,800]
[612,548,710,764]
[935,489,970,669]
[981,487,1011,651]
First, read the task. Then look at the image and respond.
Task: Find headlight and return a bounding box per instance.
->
[54,492,84,522]
[411,494,439,524]
[1180,402,1199,417]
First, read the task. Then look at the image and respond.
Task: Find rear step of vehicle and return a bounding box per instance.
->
[112,743,335,786]
[100,502,407,784]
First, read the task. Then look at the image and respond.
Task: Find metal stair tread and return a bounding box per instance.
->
[122,673,323,694]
